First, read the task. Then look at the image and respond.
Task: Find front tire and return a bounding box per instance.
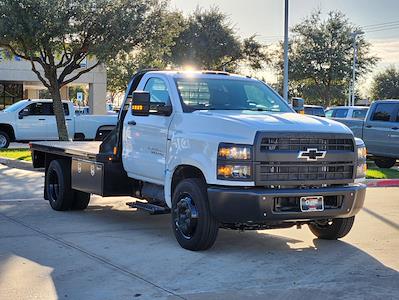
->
[308,216,355,240]
[374,157,396,169]
[0,130,10,149]
[171,178,219,251]
[46,159,74,211]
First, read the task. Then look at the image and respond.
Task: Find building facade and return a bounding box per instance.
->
[0,53,107,114]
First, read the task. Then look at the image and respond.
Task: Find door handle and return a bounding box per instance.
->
[392,127,399,130]
[365,125,372,128]
[128,120,137,126]
[38,118,46,121]
[66,118,72,121]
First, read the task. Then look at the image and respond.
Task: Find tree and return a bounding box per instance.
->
[371,66,399,100]
[169,8,269,72]
[106,10,184,97]
[0,0,162,140]
[273,11,378,107]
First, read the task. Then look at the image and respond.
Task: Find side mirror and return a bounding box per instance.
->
[131,91,150,116]
[18,108,29,119]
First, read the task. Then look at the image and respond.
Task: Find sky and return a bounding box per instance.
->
[169,0,399,95]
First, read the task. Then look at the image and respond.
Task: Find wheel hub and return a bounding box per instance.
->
[174,196,198,239]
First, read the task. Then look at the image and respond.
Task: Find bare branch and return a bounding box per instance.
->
[59,61,100,87]
[0,43,31,61]
[29,59,51,89]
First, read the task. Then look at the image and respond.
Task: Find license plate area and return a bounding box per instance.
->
[300,196,324,212]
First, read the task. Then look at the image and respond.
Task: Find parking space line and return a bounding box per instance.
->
[0,211,186,300]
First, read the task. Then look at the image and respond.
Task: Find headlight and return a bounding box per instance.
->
[356,144,367,178]
[217,143,253,180]
[217,164,252,180]
[218,143,252,160]
[357,146,367,161]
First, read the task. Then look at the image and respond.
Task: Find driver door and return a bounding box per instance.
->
[16,102,51,140]
[122,76,173,184]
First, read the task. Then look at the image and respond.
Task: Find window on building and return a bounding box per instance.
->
[0,82,23,110]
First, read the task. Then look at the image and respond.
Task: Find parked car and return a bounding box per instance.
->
[0,99,117,148]
[31,70,366,251]
[334,100,399,168]
[304,105,325,117]
[325,106,369,119]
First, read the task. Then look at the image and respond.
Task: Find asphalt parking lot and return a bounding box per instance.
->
[0,164,398,300]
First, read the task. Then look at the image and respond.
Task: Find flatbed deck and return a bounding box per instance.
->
[31,141,102,160]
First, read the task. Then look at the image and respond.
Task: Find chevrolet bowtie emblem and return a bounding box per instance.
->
[298,148,326,161]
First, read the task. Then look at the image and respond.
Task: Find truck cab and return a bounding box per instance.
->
[334,100,399,168]
[31,71,367,251]
[0,99,117,148]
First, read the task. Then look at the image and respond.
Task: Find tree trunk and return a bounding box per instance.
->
[50,86,69,141]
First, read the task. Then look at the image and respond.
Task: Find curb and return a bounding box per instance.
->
[0,157,43,172]
[365,179,399,188]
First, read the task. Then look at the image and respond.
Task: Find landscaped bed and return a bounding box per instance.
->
[366,167,399,179]
[0,148,32,161]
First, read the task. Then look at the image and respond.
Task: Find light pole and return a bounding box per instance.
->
[283,0,289,102]
[348,30,364,106]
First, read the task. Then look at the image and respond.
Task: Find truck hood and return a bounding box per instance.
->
[0,111,13,122]
[184,110,353,143]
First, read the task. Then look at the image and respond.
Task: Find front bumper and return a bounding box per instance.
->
[207,184,366,224]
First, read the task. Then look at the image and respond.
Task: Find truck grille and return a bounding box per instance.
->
[258,161,353,182]
[254,132,355,185]
[260,137,354,152]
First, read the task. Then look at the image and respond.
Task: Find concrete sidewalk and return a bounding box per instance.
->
[0,165,398,299]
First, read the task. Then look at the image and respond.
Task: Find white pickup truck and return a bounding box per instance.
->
[0,99,117,148]
[31,71,367,251]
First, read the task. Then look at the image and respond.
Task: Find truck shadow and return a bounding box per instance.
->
[0,202,398,299]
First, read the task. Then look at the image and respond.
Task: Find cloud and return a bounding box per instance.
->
[369,38,399,66]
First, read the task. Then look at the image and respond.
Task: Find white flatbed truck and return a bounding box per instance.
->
[31,70,367,251]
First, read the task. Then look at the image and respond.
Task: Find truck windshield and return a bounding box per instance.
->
[3,101,26,112]
[174,78,292,112]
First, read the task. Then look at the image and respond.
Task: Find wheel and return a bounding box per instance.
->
[374,157,396,169]
[308,216,355,240]
[171,178,219,251]
[46,159,74,211]
[0,130,10,149]
[71,190,91,210]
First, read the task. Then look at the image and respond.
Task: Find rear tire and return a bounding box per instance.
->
[374,157,396,169]
[308,216,355,240]
[71,191,91,210]
[46,159,74,211]
[171,178,219,251]
[0,130,10,149]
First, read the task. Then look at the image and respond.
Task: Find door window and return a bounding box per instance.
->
[371,103,397,122]
[144,78,170,104]
[352,109,368,119]
[22,102,69,116]
[333,109,348,118]
[325,109,333,118]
